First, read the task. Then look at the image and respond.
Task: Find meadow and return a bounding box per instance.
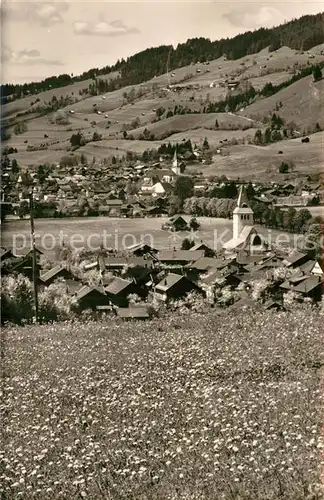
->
[1,307,323,499]
[1,216,299,260]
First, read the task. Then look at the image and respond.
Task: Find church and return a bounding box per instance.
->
[222,185,267,255]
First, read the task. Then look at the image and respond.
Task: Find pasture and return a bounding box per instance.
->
[1,308,323,499]
[2,216,301,261]
[203,130,324,179]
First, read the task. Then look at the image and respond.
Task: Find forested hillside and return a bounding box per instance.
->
[2,12,323,101]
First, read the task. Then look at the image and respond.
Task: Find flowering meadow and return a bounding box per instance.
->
[1,308,324,499]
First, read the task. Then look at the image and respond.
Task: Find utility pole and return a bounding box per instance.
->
[29,191,39,323]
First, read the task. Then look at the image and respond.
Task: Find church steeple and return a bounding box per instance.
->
[237,185,251,208]
[172,147,180,175]
[233,185,254,239]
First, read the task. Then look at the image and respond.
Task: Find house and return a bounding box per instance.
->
[126,242,158,257]
[293,275,322,301]
[105,277,139,306]
[299,260,323,276]
[122,265,153,286]
[223,186,267,255]
[151,182,173,197]
[115,305,151,320]
[40,264,73,287]
[75,285,109,310]
[162,215,188,232]
[189,241,215,257]
[157,250,204,266]
[154,272,202,301]
[282,251,311,269]
[98,199,123,216]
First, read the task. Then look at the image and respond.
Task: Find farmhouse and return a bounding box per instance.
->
[76,286,109,311]
[157,250,204,266]
[105,277,139,307]
[154,273,202,302]
[40,264,74,287]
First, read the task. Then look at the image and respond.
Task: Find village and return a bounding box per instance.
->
[1,180,323,324]
[1,142,323,220]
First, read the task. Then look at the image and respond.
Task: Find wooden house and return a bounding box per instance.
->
[105,277,139,306]
[154,273,202,302]
[157,250,204,266]
[40,264,74,287]
[75,285,110,310]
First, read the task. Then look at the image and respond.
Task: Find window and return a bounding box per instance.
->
[252,235,262,246]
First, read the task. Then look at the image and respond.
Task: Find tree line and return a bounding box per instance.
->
[2,13,324,102]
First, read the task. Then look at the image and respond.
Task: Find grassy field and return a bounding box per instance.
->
[2,216,302,261]
[203,130,324,179]
[243,76,324,129]
[1,307,323,499]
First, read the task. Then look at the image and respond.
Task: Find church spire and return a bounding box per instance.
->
[237,185,249,208]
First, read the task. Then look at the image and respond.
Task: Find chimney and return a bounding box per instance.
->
[164,278,167,285]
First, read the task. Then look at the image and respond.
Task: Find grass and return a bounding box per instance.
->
[203,130,324,179]
[1,216,300,261]
[1,307,323,499]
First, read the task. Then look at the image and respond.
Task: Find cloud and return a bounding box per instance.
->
[223,5,280,30]
[73,19,140,37]
[2,1,69,27]
[2,46,64,66]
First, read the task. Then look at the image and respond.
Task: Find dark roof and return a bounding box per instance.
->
[235,253,265,265]
[190,242,212,252]
[76,285,106,300]
[116,305,150,319]
[65,279,83,294]
[155,273,184,291]
[157,250,204,262]
[126,242,157,253]
[283,251,308,267]
[169,214,187,223]
[105,277,133,295]
[40,264,68,283]
[293,276,322,294]
[186,257,230,271]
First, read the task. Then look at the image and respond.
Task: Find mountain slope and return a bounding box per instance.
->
[2,12,324,100]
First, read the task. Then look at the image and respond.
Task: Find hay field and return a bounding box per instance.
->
[243,76,324,128]
[202,130,324,179]
[165,126,259,148]
[130,113,259,140]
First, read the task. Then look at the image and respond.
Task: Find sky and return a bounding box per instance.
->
[1,0,323,84]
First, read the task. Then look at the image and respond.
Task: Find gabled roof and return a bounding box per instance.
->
[157,250,204,262]
[223,226,255,251]
[105,277,134,295]
[40,264,68,283]
[293,276,322,294]
[283,251,309,267]
[190,242,212,252]
[76,285,106,301]
[126,242,157,253]
[186,257,230,271]
[155,272,185,291]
